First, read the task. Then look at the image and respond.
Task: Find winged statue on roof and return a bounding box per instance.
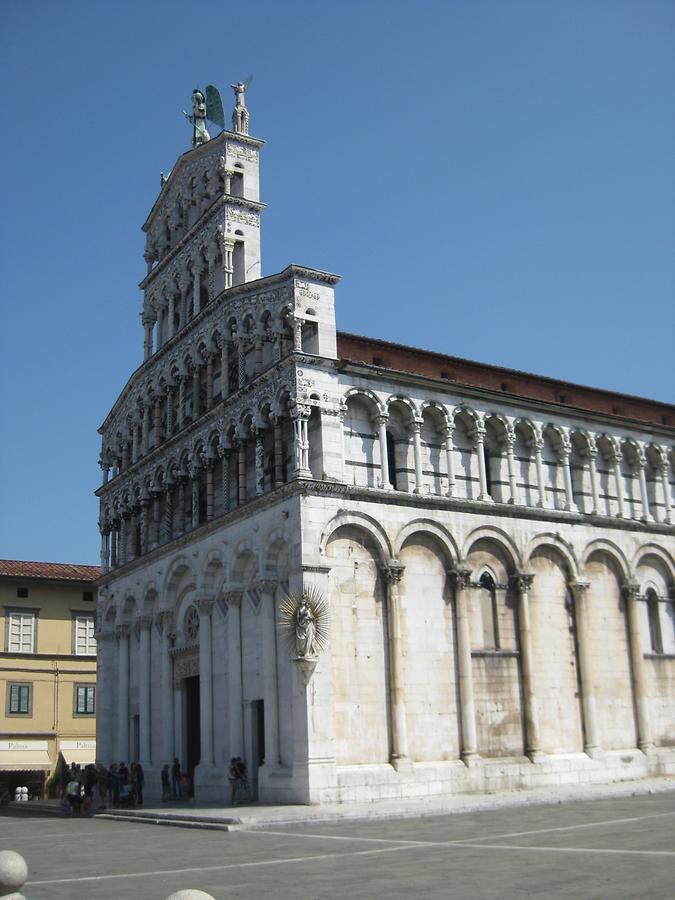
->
[183,76,253,147]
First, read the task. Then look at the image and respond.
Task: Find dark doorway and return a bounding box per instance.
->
[185,675,201,795]
[251,699,265,800]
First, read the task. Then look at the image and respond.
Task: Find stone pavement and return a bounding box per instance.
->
[11,775,675,831]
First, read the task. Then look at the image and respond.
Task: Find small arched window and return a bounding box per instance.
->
[479,571,499,649]
[646,588,663,654]
[483,446,493,497]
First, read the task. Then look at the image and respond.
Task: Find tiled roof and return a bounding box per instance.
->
[0,560,100,583]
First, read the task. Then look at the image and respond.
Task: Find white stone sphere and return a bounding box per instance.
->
[165,891,216,900]
[0,850,28,892]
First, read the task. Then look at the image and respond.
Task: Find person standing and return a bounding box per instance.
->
[171,757,182,799]
[161,764,171,802]
[134,762,145,806]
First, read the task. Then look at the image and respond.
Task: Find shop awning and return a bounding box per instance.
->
[60,750,96,766]
[0,751,53,770]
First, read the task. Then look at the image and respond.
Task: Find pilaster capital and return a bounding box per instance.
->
[381,560,405,585]
[196,596,215,617]
[622,581,642,602]
[252,577,277,596]
[136,614,153,631]
[449,565,473,591]
[568,579,590,599]
[511,572,535,594]
[223,587,243,607]
[158,610,176,638]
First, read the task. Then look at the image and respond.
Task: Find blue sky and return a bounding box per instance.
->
[1,0,673,565]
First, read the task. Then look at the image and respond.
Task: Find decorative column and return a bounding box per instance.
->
[205,458,214,520]
[167,292,176,339]
[163,481,174,541]
[220,445,231,511]
[220,234,234,290]
[635,449,652,523]
[559,436,577,512]
[220,337,230,399]
[160,612,175,764]
[472,421,491,501]
[511,573,543,760]
[191,364,201,420]
[255,580,280,768]
[532,432,547,508]
[139,495,149,555]
[610,446,626,518]
[291,407,311,477]
[443,423,456,497]
[116,625,130,762]
[292,315,303,352]
[206,243,217,300]
[237,336,247,388]
[382,561,410,768]
[192,262,203,315]
[121,439,130,471]
[118,514,128,565]
[141,405,150,455]
[254,334,263,375]
[504,428,518,503]
[587,442,601,515]
[623,583,654,753]
[225,590,244,759]
[138,616,152,766]
[110,522,118,568]
[205,355,214,409]
[99,524,109,572]
[152,397,162,449]
[190,467,200,528]
[142,315,154,361]
[410,419,424,494]
[254,428,265,496]
[177,476,186,534]
[375,414,392,490]
[450,566,479,763]
[237,439,247,504]
[179,272,190,325]
[569,581,601,757]
[177,376,186,429]
[273,418,284,487]
[165,386,174,436]
[197,597,215,768]
[658,451,672,524]
[151,488,161,548]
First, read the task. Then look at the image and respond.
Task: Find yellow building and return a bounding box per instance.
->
[0,560,99,798]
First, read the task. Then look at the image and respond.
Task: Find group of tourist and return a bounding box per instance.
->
[60,761,145,815]
[59,756,251,813]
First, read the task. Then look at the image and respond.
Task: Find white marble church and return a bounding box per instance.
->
[95,84,675,804]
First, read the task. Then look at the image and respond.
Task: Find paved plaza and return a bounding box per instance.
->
[1,791,674,899]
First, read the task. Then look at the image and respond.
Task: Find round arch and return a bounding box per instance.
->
[394,518,459,565]
[319,510,392,563]
[582,539,630,582]
[462,525,522,570]
[525,532,580,581]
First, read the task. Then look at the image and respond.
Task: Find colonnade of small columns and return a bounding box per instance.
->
[99,407,310,572]
[144,155,244,272]
[102,318,303,483]
[345,401,673,525]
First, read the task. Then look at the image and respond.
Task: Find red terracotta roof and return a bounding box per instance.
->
[0,560,100,583]
[336,332,675,428]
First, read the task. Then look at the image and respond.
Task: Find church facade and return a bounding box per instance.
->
[95,86,675,804]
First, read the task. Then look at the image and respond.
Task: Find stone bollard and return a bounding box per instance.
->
[165,891,216,900]
[0,850,28,900]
